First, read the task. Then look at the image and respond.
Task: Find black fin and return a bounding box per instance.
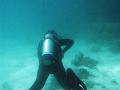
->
[67,68,87,90]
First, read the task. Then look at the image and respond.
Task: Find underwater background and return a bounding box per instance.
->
[0,0,120,90]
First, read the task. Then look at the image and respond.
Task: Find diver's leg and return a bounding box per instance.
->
[53,62,71,90]
[29,65,49,90]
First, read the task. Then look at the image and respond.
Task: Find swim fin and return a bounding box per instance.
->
[67,68,87,90]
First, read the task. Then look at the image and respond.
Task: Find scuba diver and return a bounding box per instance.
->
[29,30,87,90]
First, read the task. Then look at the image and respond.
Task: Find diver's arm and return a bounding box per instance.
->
[59,39,74,53]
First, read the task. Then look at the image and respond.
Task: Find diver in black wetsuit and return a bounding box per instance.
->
[29,30,87,90]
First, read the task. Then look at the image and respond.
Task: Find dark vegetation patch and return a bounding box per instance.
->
[71,52,98,69]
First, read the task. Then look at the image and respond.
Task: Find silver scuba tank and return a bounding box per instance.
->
[42,38,55,56]
[42,34,55,56]
[41,32,62,65]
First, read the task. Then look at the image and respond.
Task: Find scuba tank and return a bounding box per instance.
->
[42,38,55,56]
[41,33,62,65]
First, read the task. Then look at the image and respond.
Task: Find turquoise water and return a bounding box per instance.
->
[0,0,120,90]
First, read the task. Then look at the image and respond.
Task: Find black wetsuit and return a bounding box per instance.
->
[29,39,74,90]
